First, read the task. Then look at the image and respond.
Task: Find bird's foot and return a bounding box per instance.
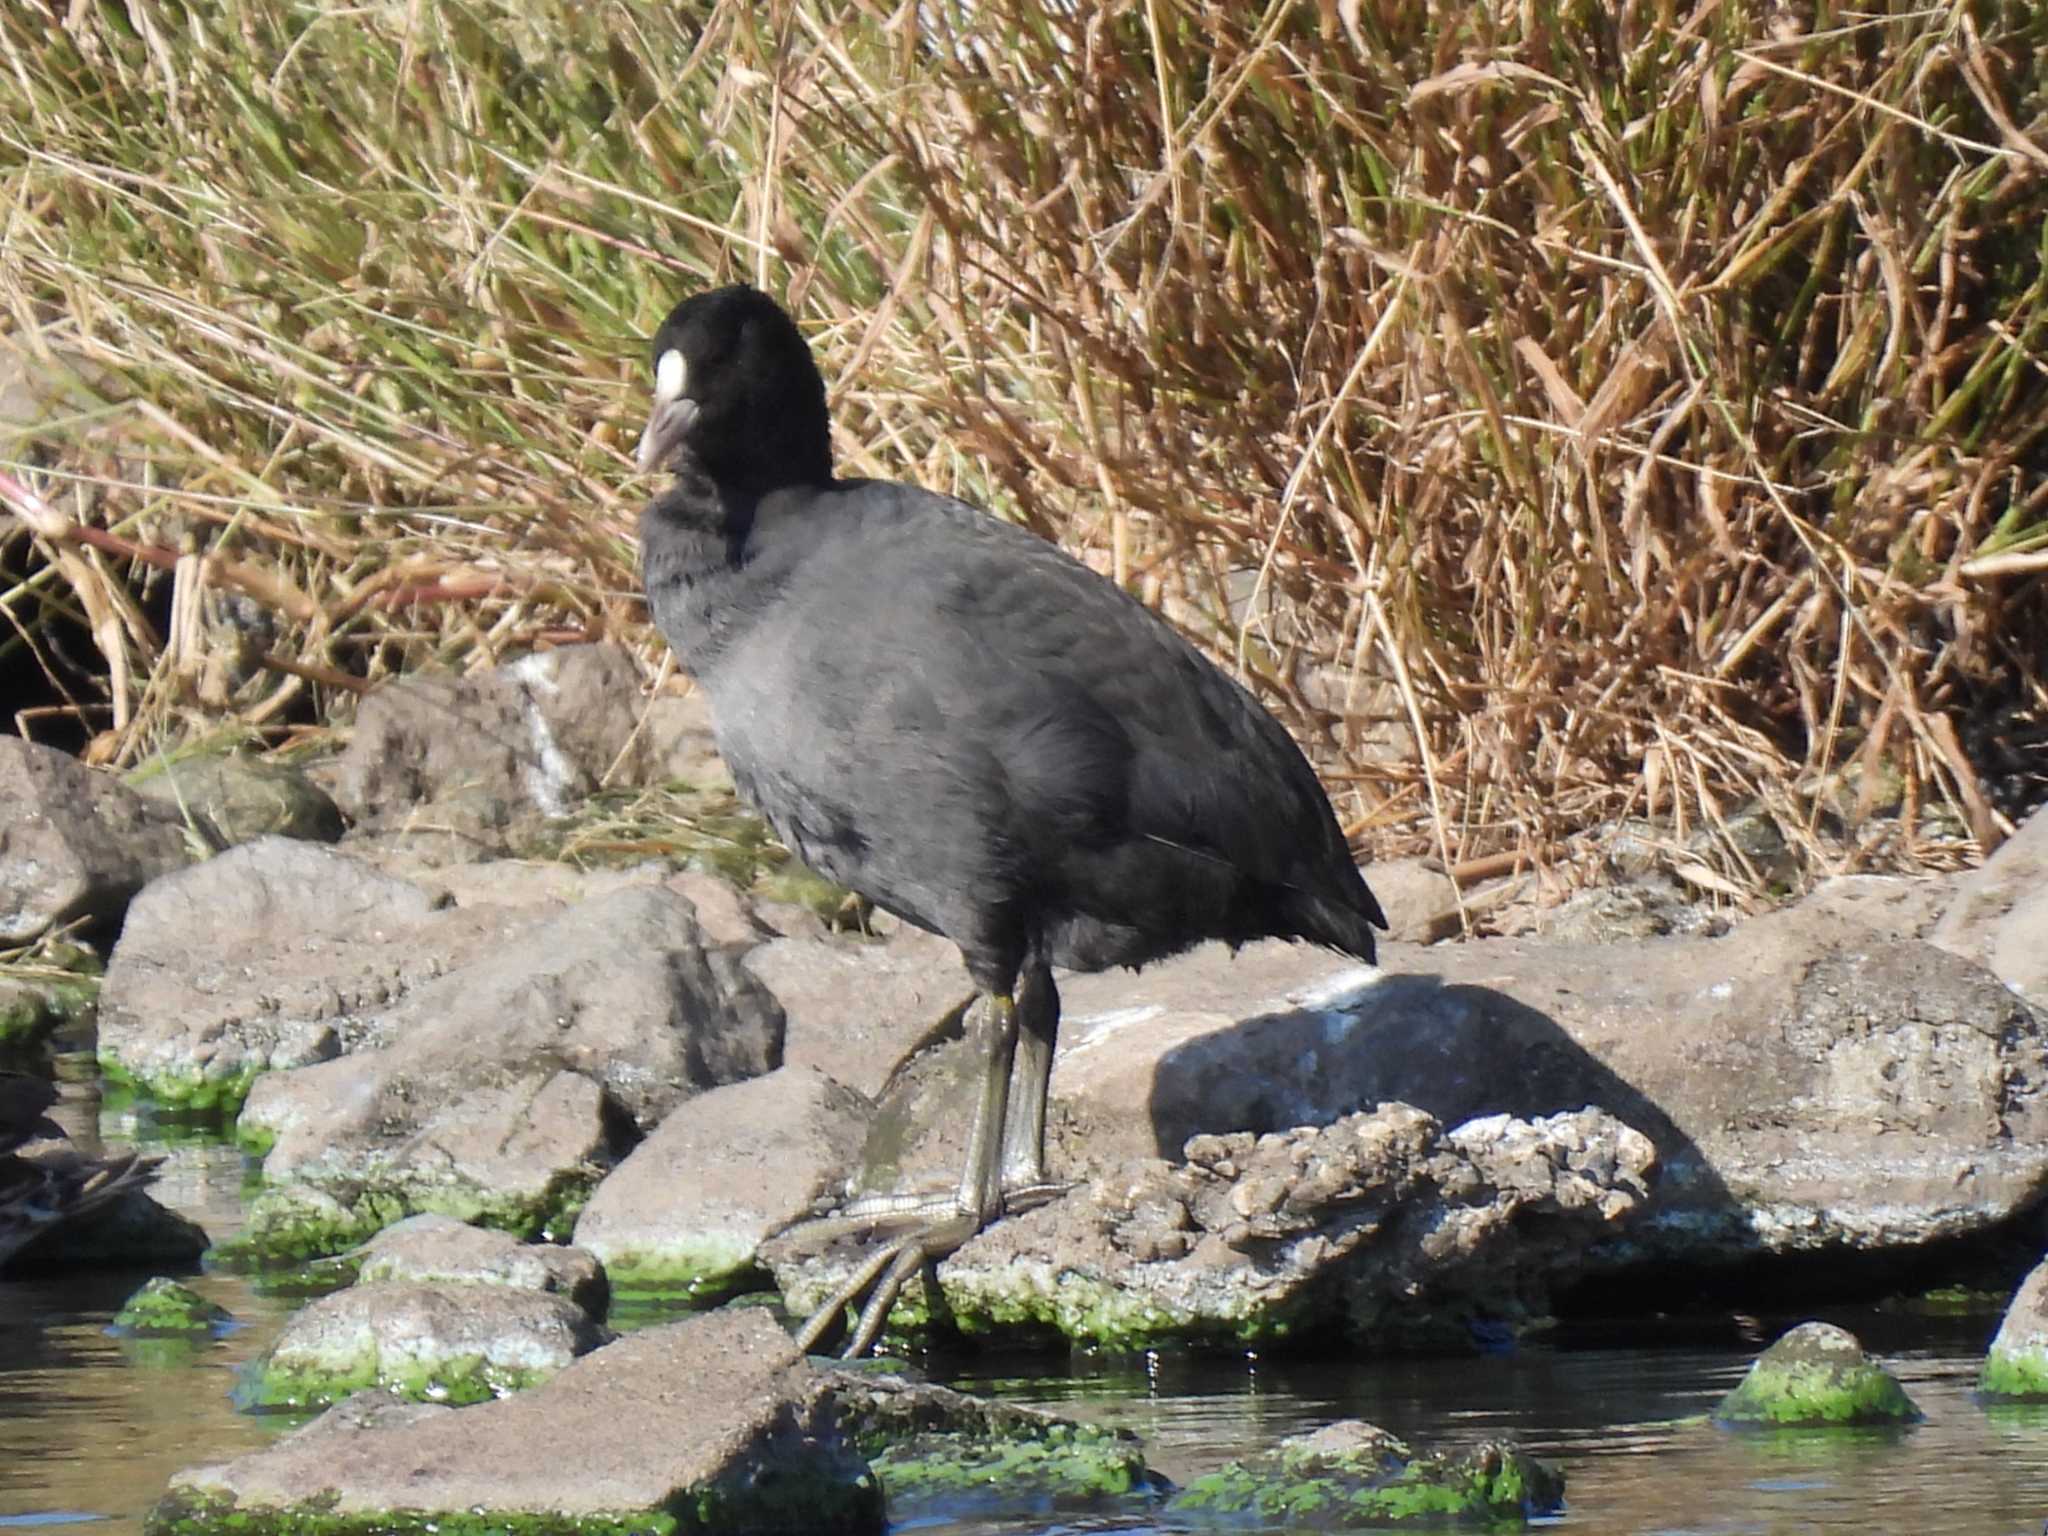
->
[786,1179,1076,1359]
[791,1208,980,1359]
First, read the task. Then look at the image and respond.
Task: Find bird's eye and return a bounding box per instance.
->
[655,349,687,401]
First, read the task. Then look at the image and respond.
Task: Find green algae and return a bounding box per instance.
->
[213,1172,596,1267]
[146,1491,683,1536]
[96,1051,262,1119]
[1979,1348,2048,1401]
[872,1425,1153,1505]
[1713,1322,1922,1427]
[1171,1427,1562,1528]
[110,1278,235,1337]
[941,1265,1314,1353]
[593,1241,770,1309]
[237,1349,556,1413]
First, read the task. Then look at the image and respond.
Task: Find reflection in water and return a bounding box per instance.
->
[4,1109,2048,1536]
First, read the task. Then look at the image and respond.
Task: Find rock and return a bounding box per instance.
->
[1532,876,1721,942]
[746,925,967,1100]
[1712,1321,1921,1426]
[0,960,97,1051]
[96,839,461,1111]
[342,1214,608,1316]
[227,883,783,1260]
[5,1171,208,1274]
[1050,895,2048,1270]
[1791,874,1950,945]
[1932,802,2048,1005]
[636,687,731,789]
[330,644,662,837]
[1980,1257,2048,1400]
[109,1277,234,1337]
[828,1366,1159,1516]
[151,1310,883,1536]
[769,1104,1655,1352]
[128,753,344,846]
[574,1065,871,1302]
[1365,857,1462,944]
[241,1281,614,1410]
[0,737,194,944]
[1168,1418,1563,1527]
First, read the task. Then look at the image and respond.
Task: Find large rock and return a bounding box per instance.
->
[1711,1321,1920,1427]
[151,1310,883,1536]
[96,839,469,1111]
[229,882,783,1258]
[574,1065,871,1302]
[0,737,193,944]
[771,1104,1656,1351]
[1050,896,2048,1268]
[329,644,708,836]
[1933,802,2048,1005]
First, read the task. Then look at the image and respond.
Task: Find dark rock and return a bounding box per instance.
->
[1981,1257,2048,1400]
[229,883,783,1259]
[0,737,194,944]
[1712,1321,1920,1426]
[241,1281,614,1410]
[128,753,343,846]
[769,1103,1654,1351]
[330,644,669,838]
[574,1064,870,1303]
[1169,1417,1563,1527]
[151,1310,883,1536]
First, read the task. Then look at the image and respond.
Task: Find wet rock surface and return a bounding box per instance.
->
[1711,1321,1921,1426]
[109,1278,234,1337]
[770,1104,1656,1351]
[342,1213,609,1313]
[1167,1416,1563,1528]
[152,1310,883,1536]
[0,736,193,944]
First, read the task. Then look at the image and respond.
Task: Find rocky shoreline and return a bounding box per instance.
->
[4,641,2046,1530]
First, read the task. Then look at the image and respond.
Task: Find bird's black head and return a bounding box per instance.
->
[635,283,832,496]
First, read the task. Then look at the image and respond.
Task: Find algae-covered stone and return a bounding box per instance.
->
[110,1278,234,1337]
[1980,1258,2048,1400]
[240,1281,613,1410]
[1713,1321,1921,1426]
[823,1364,1161,1519]
[1170,1418,1563,1527]
[150,1310,882,1536]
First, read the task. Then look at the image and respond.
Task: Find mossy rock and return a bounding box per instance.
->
[1169,1419,1563,1528]
[110,1277,235,1337]
[1713,1321,1922,1427]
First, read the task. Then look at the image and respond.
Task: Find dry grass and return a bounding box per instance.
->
[1,0,2044,902]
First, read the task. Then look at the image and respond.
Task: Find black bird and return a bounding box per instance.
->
[635,284,1386,1354]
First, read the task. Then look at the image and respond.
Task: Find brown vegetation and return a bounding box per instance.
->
[1,0,2043,899]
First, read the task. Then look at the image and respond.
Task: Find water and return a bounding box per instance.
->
[5,1106,2048,1536]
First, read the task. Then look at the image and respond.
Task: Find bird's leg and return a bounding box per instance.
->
[996,961,1065,1211]
[793,990,1019,1357]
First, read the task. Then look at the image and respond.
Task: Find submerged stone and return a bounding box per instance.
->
[110,1277,234,1337]
[1169,1418,1562,1527]
[824,1365,1162,1519]
[1713,1321,1921,1427]
[1980,1258,2048,1401]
